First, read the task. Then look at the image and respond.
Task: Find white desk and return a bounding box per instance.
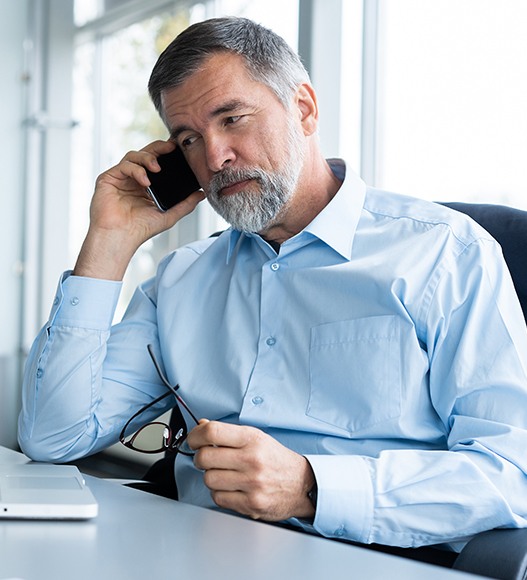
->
[0,446,481,580]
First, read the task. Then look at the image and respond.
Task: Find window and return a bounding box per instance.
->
[72,5,202,318]
[354,0,527,209]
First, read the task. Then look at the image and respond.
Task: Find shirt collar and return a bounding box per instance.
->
[303,159,365,260]
[225,159,366,262]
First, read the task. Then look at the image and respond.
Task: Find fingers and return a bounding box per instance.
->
[103,159,151,190]
[125,140,176,169]
[143,139,177,156]
[189,421,267,485]
[188,420,258,451]
[194,443,260,474]
[113,140,176,187]
[164,189,206,219]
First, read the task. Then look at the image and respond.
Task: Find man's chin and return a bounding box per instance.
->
[208,188,289,234]
[219,213,274,234]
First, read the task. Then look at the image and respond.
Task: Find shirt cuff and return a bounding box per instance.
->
[304,454,373,543]
[49,271,122,330]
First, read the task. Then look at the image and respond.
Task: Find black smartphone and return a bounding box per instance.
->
[145,147,201,211]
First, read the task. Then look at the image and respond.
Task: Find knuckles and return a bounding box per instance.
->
[245,492,269,516]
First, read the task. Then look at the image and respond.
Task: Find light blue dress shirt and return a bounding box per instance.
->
[19,161,527,549]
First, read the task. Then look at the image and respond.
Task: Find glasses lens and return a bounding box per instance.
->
[129,422,170,453]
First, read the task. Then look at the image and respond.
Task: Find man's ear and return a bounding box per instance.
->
[295,83,318,136]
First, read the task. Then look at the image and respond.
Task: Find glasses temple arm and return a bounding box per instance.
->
[147,344,200,425]
[119,390,172,443]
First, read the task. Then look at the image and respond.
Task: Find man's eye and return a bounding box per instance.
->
[181,135,198,148]
[226,115,242,125]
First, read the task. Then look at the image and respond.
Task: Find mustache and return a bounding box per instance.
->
[207,167,266,197]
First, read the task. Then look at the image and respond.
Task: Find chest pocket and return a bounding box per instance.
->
[307,315,402,434]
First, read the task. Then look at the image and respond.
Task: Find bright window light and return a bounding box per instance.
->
[373,0,527,209]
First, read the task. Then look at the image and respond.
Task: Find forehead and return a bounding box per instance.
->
[160,52,280,128]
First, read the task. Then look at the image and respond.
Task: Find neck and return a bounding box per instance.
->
[260,154,342,245]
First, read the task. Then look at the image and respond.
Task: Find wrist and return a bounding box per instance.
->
[73,228,138,280]
[293,456,317,521]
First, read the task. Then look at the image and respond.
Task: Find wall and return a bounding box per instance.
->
[0,0,29,447]
[0,0,74,449]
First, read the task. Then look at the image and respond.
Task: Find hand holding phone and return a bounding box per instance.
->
[146,147,201,211]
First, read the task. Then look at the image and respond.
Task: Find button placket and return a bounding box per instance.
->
[240,256,286,421]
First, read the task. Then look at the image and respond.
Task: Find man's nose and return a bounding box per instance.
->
[204,135,235,173]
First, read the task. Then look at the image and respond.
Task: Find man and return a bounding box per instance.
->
[18,17,527,551]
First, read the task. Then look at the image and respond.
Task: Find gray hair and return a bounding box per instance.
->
[148,17,310,123]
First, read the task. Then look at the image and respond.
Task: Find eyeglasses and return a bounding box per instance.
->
[119,344,199,456]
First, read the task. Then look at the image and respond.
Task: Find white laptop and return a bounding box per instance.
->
[0,463,98,519]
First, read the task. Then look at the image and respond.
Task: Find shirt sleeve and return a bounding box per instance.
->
[307,238,527,548]
[18,271,173,462]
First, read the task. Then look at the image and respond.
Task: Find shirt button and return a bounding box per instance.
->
[70,297,80,306]
[36,368,43,379]
[334,526,345,537]
[252,396,264,406]
[266,337,276,346]
[270,263,280,271]
[53,297,59,306]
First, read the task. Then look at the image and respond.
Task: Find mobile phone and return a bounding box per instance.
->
[145,147,201,211]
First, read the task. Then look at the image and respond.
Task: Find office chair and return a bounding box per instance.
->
[436,202,527,580]
[138,202,527,580]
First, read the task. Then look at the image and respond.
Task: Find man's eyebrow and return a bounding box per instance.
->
[169,100,248,140]
[210,99,246,117]
[170,124,192,141]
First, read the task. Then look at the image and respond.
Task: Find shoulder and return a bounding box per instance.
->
[362,187,496,249]
[155,231,227,281]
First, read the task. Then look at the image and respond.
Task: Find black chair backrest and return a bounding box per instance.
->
[440,202,527,324]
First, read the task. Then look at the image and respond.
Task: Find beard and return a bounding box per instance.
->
[205,119,305,233]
